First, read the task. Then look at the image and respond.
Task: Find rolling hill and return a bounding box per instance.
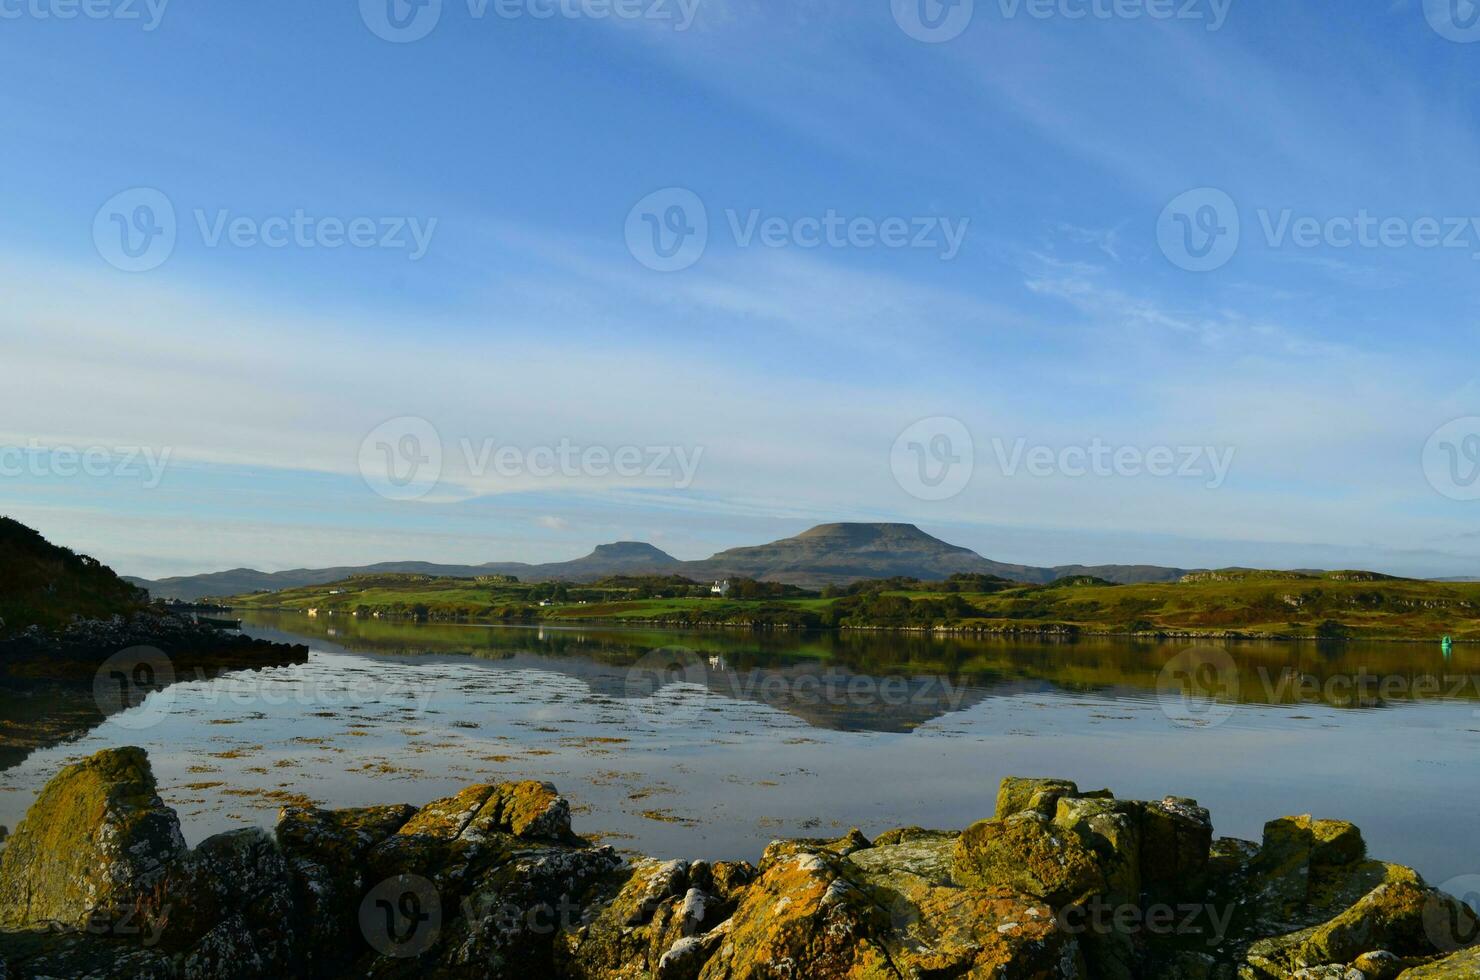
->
[0,517,147,630]
[125,523,1193,600]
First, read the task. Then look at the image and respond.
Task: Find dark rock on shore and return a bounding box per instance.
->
[0,752,1477,978]
[0,612,306,683]
[0,614,307,770]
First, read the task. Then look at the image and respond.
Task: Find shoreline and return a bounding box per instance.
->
[233,607,1470,646]
[2,750,1476,978]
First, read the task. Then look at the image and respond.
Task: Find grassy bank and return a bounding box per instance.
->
[223,569,1480,641]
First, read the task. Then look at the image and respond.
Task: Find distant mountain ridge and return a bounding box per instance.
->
[125,522,1195,601]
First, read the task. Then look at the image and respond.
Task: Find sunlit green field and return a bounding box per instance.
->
[223,569,1480,641]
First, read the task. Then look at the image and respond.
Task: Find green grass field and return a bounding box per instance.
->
[221,568,1480,641]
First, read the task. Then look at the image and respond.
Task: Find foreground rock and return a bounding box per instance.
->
[0,754,1476,978]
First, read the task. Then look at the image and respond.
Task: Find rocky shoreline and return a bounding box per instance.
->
[0,616,307,770]
[0,613,307,682]
[0,749,1476,978]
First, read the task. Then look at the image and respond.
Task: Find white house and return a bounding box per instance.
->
[711,580,731,597]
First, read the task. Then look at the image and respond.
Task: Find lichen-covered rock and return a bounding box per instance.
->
[429,841,622,976]
[276,803,416,973]
[164,827,299,978]
[1350,949,1407,979]
[0,928,174,979]
[1055,796,1143,904]
[1242,865,1478,979]
[1397,946,1480,977]
[555,857,734,979]
[393,781,574,845]
[1,754,1473,980]
[1140,796,1213,902]
[954,811,1106,906]
[696,847,896,978]
[0,747,186,932]
[996,776,1081,819]
[849,833,1083,977]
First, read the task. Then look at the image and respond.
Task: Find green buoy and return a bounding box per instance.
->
[1442,635,1453,657]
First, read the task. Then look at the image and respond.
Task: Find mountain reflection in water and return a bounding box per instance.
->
[242,611,1480,733]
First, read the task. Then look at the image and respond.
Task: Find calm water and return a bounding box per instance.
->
[1,613,1477,888]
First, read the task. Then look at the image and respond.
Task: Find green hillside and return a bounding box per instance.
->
[0,518,147,631]
[225,567,1480,640]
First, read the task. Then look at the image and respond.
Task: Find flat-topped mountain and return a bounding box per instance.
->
[685,522,1028,586]
[125,522,1193,600]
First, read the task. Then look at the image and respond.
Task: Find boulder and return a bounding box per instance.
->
[0,752,1473,980]
[849,833,1083,978]
[1398,946,1480,977]
[996,776,1081,819]
[1140,796,1213,902]
[395,781,575,845]
[554,857,747,979]
[953,810,1106,906]
[276,803,416,973]
[1054,796,1143,904]
[1243,865,1479,978]
[0,747,186,933]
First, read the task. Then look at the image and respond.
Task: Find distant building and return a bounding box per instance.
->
[711,579,731,597]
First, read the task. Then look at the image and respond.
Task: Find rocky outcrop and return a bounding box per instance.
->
[0,746,185,933]
[1,751,1477,978]
[0,613,307,683]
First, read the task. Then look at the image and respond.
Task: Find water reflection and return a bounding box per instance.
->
[241,611,1480,730]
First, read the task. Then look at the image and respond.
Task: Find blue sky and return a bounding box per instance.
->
[5,0,1480,578]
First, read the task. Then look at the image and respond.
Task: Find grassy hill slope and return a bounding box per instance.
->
[0,518,147,631]
[226,567,1480,640]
